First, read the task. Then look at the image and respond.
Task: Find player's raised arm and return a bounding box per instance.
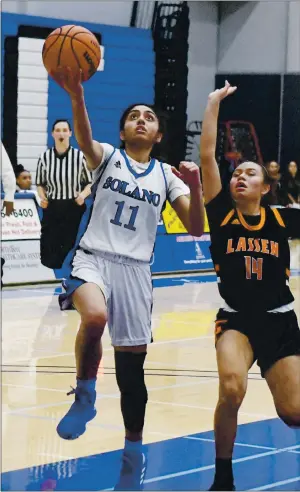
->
[171,162,205,237]
[51,67,103,170]
[200,81,237,203]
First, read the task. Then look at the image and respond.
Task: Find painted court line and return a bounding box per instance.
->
[5,412,124,431]
[151,335,214,346]
[1,380,210,412]
[29,336,214,359]
[146,429,211,440]
[4,377,270,420]
[144,360,210,371]
[184,436,276,450]
[2,383,68,393]
[251,476,300,490]
[149,399,273,419]
[3,335,213,364]
[2,346,113,363]
[144,444,300,484]
[2,378,217,415]
[3,352,75,362]
[148,377,216,391]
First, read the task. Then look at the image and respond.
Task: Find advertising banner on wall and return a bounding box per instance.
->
[1,198,56,284]
[2,240,56,284]
[1,198,41,240]
[151,234,212,274]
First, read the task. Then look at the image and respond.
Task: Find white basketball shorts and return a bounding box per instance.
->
[60,248,153,346]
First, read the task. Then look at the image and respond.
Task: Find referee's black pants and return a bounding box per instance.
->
[1,257,4,288]
[40,199,86,269]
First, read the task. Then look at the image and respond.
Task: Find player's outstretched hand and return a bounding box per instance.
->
[172,161,202,190]
[208,80,237,104]
[50,66,83,97]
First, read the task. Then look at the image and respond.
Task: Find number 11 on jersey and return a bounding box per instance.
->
[110,201,139,231]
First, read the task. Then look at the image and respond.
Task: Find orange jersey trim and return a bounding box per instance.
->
[271,208,286,228]
[221,209,235,227]
[237,207,266,231]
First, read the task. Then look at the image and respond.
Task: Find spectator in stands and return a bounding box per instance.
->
[265,160,284,205]
[15,164,41,206]
[283,161,300,207]
[36,119,92,269]
[15,164,32,191]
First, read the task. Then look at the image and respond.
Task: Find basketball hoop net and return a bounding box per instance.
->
[225,151,242,169]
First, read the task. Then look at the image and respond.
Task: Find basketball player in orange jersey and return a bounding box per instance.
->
[50,66,205,490]
[200,81,300,491]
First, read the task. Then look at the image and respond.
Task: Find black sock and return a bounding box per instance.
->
[214,458,234,485]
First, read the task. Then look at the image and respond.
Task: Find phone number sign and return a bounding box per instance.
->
[1,198,41,240]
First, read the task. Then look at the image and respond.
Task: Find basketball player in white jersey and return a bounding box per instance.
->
[52,67,204,490]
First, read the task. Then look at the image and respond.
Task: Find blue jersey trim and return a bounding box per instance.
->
[120,148,156,179]
[159,161,168,198]
[59,275,86,310]
[61,148,116,273]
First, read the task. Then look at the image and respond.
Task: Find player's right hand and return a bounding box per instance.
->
[208,80,237,104]
[50,66,83,97]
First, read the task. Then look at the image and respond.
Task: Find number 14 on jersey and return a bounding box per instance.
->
[244,256,263,280]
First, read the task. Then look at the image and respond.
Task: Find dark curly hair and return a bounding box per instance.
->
[15,164,29,178]
[119,103,167,161]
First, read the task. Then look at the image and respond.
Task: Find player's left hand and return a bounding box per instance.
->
[75,195,85,206]
[172,161,202,190]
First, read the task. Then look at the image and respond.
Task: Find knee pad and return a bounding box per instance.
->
[114,351,148,433]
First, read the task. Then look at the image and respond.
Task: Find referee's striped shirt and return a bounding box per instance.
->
[36,146,92,200]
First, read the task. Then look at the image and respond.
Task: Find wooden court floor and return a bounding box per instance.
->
[1,241,300,490]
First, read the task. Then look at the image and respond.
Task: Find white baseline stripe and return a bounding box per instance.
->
[251,476,300,491]
[144,445,300,484]
[184,436,276,450]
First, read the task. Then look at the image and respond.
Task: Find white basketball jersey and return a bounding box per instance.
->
[79,144,190,262]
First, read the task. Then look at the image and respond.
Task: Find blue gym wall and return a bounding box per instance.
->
[47,20,155,148]
[1,12,155,152]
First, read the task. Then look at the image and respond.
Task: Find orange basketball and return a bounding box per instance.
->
[42,25,101,82]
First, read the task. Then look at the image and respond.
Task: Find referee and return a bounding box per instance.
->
[36,119,92,269]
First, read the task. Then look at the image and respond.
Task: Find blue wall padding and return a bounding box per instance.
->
[2,12,155,148]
